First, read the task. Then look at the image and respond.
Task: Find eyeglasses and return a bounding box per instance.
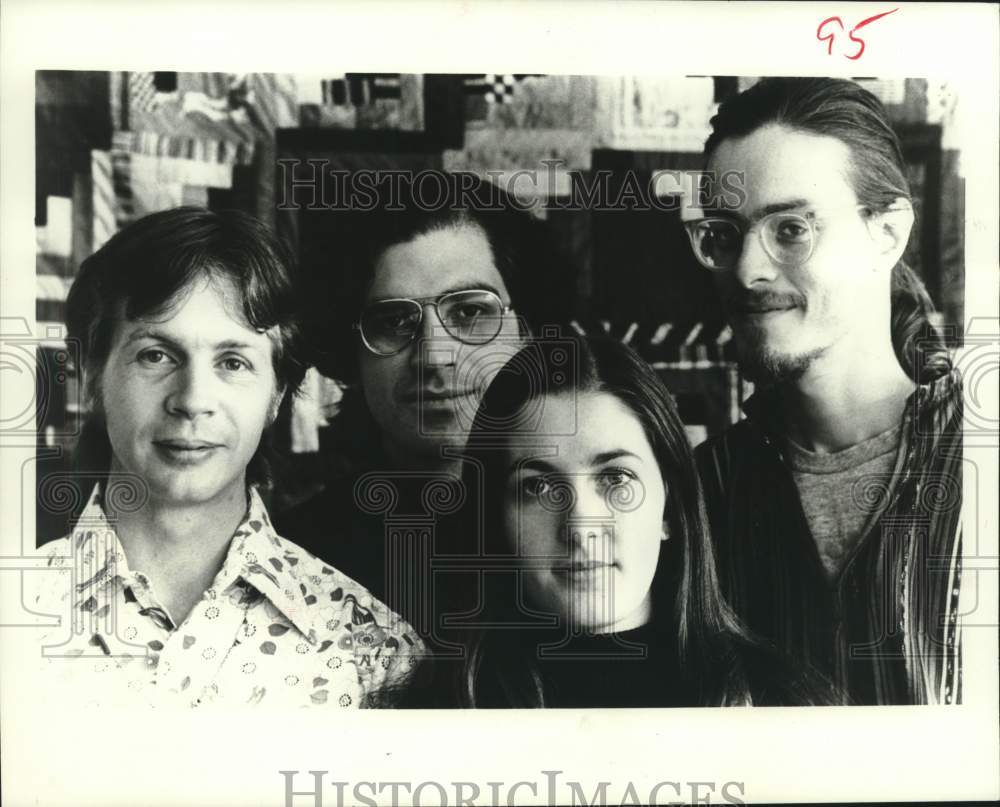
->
[355,289,514,357]
[683,205,870,272]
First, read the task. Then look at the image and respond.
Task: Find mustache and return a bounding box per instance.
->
[723,288,806,313]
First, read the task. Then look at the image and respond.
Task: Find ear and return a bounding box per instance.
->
[868,197,914,272]
[516,313,532,341]
[266,385,286,426]
[660,521,670,542]
[79,362,102,415]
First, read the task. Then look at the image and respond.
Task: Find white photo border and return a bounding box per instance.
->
[2,1,997,805]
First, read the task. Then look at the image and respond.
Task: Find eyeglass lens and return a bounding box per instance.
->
[361,290,506,354]
[690,214,814,270]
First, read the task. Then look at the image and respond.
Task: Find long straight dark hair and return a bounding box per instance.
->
[409,334,825,708]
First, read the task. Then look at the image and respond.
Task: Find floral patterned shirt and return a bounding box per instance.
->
[29,485,424,709]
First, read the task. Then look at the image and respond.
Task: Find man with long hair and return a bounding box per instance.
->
[689,78,963,705]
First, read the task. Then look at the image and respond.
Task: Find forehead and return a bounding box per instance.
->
[113,275,269,349]
[367,221,509,301]
[708,123,858,214]
[506,392,656,465]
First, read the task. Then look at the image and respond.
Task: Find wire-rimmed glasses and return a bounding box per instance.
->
[355,289,513,357]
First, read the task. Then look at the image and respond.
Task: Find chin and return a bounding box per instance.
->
[397,434,469,468]
[147,474,229,506]
[737,343,823,385]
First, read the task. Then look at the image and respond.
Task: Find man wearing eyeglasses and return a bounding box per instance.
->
[690,78,963,705]
[352,247,522,473]
[276,175,569,634]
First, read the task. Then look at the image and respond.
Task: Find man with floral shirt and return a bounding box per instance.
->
[30,207,422,708]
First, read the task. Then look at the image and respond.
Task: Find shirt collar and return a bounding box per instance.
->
[70,485,133,595]
[219,488,317,641]
[70,485,316,641]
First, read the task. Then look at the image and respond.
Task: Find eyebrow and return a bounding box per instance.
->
[509,458,558,476]
[123,328,172,346]
[121,328,265,353]
[591,450,642,465]
[507,450,642,477]
[370,283,505,304]
[707,198,811,223]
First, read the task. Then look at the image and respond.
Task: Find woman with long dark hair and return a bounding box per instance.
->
[406,333,834,707]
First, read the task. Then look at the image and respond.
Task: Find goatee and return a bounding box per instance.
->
[735,336,823,385]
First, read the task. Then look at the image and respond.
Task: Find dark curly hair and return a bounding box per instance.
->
[302,172,574,465]
[305,172,571,382]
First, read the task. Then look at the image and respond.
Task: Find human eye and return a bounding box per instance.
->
[597,467,637,491]
[772,216,811,243]
[219,354,253,374]
[447,296,496,326]
[137,347,176,367]
[700,220,741,249]
[453,303,486,322]
[371,304,419,334]
[520,475,552,498]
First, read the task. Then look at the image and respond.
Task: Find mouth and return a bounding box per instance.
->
[553,560,617,578]
[153,440,223,462]
[735,305,797,316]
[400,389,476,404]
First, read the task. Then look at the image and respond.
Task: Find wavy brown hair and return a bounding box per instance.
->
[65,206,308,487]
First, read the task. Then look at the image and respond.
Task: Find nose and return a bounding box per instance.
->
[731,226,780,288]
[408,303,457,369]
[562,482,613,549]
[165,360,217,420]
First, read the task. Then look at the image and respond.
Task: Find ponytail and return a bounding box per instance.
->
[890,262,951,383]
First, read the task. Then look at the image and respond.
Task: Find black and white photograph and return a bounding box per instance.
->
[2,2,998,806]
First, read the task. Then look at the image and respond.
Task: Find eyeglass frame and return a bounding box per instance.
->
[354,288,515,357]
[683,203,874,272]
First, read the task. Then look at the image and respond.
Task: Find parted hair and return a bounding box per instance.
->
[65,206,308,486]
[705,77,951,382]
[404,334,836,708]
